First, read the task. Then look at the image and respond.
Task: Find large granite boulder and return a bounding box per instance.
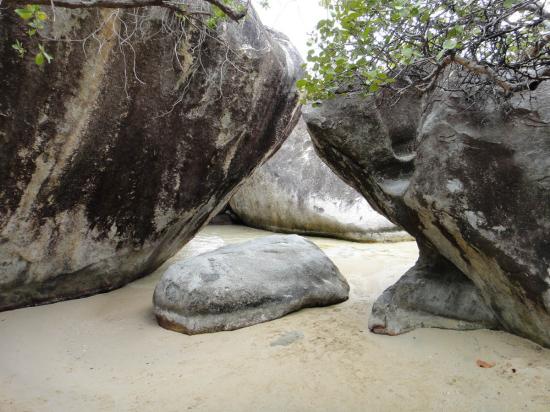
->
[304,77,550,347]
[153,234,350,334]
[229,117,409,242]
[0,6,301,310]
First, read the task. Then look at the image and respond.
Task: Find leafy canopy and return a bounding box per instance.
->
[13,4,53,65]
[298,0,550,100]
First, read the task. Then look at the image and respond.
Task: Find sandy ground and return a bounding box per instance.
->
[1,225,550,412]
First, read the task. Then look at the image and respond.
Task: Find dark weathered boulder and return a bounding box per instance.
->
[229,117,409,242]
[0,6,301,310]
[304,78,550,347]
[153,234,350,334]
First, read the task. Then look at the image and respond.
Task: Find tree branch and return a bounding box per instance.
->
[418,54,548,95]
[5,0,248,21]
[417,56,452,92]
[451,55,515,94]
[207,0,247,21]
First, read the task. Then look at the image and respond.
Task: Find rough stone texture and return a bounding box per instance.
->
[304,79,550,347]
[0,6,301,310]
[230,117,409,242]
[153,234,350,334]
[369,241,500,335]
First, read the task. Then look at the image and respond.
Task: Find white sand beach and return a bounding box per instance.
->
[1,225,549,411]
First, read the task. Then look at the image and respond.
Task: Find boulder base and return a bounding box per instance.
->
[369,244,500,335]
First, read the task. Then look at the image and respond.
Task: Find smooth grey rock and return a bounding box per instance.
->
[0,6,301,310]
[304,75,550,347]
[230,118,410,242]
[153,235,349,334]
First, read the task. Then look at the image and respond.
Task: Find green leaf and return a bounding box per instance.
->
[11,40,26,58]
[36,11,48,21]
[402,47,413,58]
[38,44,53,63]
[35,52,45,66]
[15,8,33,20]
[442,38,457,50]
[296,79,308,89]
[29,20,45,30]
[420,11,430,23]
